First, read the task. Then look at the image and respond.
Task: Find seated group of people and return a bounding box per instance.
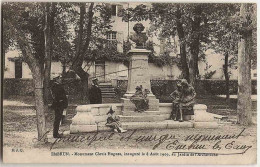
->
[106,79,196,133]
[170,79,196,122]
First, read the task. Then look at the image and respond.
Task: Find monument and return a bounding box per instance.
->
[122,23,159,113]
[69,23,219,133]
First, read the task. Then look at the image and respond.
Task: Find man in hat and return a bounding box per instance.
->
[51,76,68,138]
[170,79,196,122]
[89,78,102,104]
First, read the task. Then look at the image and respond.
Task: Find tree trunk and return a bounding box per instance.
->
[73,66,89,103]
[189,38,200,86]
[17,36,47,141]
[43,3,52,108]
[189,55,196,86]
[72,3,94,103]
[223,52,230,100]
[189,5,202,86]
[33,72,47,141]
[237,4,252,126]
[176,5,190,82]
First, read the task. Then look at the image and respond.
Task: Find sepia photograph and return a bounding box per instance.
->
[1,0,258,164]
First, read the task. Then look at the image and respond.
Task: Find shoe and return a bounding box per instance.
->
[119,127,127,133]
[120,129,127,133]
[53,134,63,138]
[179,119,184,122]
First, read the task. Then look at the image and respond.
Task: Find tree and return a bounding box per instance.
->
[43,3,55,109]
[122,4,190,81]
[209,4,240,100]
[237,3,256,125]
[123,3,223,86]
[3,2,66,140]
[3,3,49,140]
[63,2,113,102]
[70,3,94,103]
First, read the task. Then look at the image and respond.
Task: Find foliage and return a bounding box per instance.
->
[204,71,216,79]
[146,41,180,67]
[121,3,258,83]
[86,40,130,64]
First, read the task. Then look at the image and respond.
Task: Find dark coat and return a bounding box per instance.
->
[51,82,68,110]
[89,84,102,104]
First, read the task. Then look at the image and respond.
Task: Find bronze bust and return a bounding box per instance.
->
[129,23,148,49]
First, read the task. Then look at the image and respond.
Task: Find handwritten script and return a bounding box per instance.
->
[33,128,252,155]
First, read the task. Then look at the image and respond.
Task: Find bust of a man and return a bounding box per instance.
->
[129,23,148,49]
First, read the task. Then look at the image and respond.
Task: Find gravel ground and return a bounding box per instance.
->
[3,103,257,164]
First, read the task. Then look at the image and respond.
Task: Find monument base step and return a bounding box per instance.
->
[122,110,170,116]
[118,114,170,122]
[70,120,194,133]
[121,120,193,130]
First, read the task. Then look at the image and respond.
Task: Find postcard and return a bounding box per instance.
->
[2,1,257,164]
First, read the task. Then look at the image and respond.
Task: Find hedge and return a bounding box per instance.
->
[115,79,257,98]
[3,79,257,100]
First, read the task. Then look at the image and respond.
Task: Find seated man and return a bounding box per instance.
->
[170,82,182,121]
[170,79,196,122]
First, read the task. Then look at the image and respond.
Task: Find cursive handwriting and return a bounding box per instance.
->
[32,128,252,154]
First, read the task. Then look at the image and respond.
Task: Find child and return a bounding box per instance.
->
[106,107,127,133]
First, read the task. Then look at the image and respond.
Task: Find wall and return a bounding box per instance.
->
[105,61,118,81]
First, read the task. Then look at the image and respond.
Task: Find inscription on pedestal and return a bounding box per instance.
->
[125,52,152,95]
[123,49,159,112]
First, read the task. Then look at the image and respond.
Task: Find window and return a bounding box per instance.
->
[106,31,117,49]
[110,4,123,17]
[111,5,117,16]
[106,31,117,40]
[15,60,22,78]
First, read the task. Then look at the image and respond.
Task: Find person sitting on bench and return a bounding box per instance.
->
[106,107,127,133]
[170,79,196,122]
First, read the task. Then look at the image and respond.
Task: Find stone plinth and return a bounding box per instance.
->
[124,49,152,97]
[70,103,219,133]
[122,98,159,112]
[122,49,159,112]
[193,104,218,128]
[118,114,170,122]
[70,104,123,133]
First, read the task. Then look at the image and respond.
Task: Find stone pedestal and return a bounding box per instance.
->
[122,49,159,112]
[193,104,218,128]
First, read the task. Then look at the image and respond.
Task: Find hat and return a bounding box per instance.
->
[180,79,188,86]
[107,107,115,115]
[135,86,141,90]
[92,78,98,81]
[135,85,142,90]
[53,75,61,80]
